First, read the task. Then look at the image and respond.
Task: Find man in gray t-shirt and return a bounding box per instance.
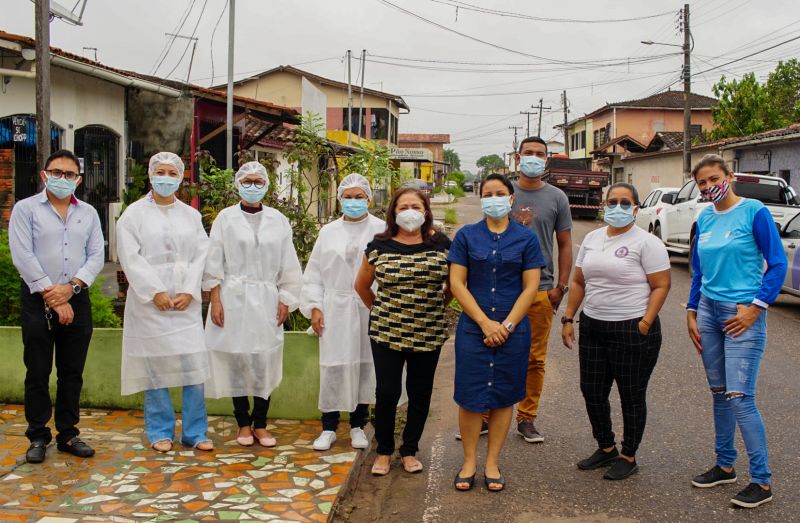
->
[508,137,573,444]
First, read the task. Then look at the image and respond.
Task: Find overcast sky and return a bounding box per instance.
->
[4,0,799,171]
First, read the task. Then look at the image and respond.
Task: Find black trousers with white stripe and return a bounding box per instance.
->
[578,312,661,457]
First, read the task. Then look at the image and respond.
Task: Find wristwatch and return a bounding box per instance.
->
[502,320,515,333]
[560,316,574,324]
[70,282,82,295]
[556,283,569,294]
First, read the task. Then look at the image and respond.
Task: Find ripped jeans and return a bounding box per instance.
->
[697,295,770,485]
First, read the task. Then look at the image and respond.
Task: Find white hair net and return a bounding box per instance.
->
[337,173,373,200]
[148,152,185,179]
[235,161,269,187]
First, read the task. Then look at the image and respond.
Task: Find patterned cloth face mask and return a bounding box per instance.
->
[700,178,730,203]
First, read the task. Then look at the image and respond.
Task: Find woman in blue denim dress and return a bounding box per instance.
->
[686,154,787,509]
[448,174,544,492]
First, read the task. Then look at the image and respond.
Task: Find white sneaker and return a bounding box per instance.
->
[350,427,369,449]
[313,430,337,451]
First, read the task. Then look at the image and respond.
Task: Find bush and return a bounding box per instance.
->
[446,186,465,199]
[444,208,458,225]
[0,230,20,326]
[0,230,121,327]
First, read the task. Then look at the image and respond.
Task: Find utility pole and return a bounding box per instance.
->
[562,90,570,157]
[226,0,235,169]
[519,109,537,137]
[358,49,366,141]
[346,50,353,146]
[682,3,692,180]
[509,125,522,172]
[536,98,552,136]
[35,0,51,172]
[165,33,199,84]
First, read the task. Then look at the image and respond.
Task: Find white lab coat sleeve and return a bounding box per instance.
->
[177,211,209,302]
[300,233,325,319]
[116,208,168,304]
[202,214,225,292]
[276,218,303,312]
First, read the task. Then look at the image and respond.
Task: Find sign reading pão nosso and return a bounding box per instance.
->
[390,147,433,162]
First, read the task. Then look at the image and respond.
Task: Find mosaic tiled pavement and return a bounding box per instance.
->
[0,405,360,522]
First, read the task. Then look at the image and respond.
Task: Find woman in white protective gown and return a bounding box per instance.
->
[302,174,386,451]
[203,161,302,448]
[116,152,212,453]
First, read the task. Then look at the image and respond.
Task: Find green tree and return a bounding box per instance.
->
[476,154,505,177]
[340,139,402,190]
[710,73,773,139]
[765,59,800,126]
[443,148,461,171]
[447,170,465,185]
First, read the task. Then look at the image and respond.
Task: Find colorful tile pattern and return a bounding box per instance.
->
[0,405,358,522]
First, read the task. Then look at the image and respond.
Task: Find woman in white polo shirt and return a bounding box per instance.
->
[561,182,671,481]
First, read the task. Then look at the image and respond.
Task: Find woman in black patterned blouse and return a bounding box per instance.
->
[354,188,452,477]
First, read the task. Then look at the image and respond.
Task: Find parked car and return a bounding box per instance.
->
[445,180,458,188]
[635,187,680,235]
[462,181,474,192]
[780,213,800,296]
[657,173,800,257]
[401,178,432,197]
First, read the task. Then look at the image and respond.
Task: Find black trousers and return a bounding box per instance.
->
[20,282,93,445]
[371,340,441,457]
[321,404,369,432]
[578,313,661,457]
[232,396,270,428]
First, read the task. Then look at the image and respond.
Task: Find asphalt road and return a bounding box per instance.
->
[335,194,800,523]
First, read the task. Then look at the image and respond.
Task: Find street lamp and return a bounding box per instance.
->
[641,3,691,179]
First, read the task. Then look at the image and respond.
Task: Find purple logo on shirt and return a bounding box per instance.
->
[615,246,629,258]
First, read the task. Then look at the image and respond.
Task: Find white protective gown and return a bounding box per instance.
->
[301,214,386,413]
[116,194,210,395]
[203,205,302,399]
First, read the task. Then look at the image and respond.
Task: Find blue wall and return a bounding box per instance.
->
[733,141,800,192]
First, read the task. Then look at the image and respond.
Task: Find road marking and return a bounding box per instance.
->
[421,433,445,523]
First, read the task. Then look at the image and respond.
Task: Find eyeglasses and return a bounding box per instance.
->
[606,198,634,210]
[46,169,79,181]
[240,180,266,189]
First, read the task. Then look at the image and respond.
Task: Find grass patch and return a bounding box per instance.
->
[444,208,458,224]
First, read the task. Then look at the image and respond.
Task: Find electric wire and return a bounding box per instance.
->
[429,0,674,24]
[164,0,210,80]
[209,0,228,86]
[151,0,196,75]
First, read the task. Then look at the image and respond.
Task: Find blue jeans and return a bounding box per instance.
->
[696,296,771,485]
[143,384,209,447]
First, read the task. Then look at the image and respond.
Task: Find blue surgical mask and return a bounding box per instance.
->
[46,176,77,200]
[481,196,512,219]
[519,156,546,178]
[238,183,267,204]
[151,176,181,197]
[341,198,369,218]
[603,204,636,228]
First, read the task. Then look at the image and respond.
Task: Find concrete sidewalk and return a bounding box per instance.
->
[0,405,362,522]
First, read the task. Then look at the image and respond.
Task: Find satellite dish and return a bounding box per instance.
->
[28,0,87,26]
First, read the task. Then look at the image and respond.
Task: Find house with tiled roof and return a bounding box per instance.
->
[397,134,451,186]
[555,90,717,179]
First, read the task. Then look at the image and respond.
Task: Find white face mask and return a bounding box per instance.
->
[396,209,426,232]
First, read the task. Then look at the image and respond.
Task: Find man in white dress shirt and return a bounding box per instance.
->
[8,149,104,463]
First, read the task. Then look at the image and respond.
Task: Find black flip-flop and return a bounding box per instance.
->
[454,471,476,491]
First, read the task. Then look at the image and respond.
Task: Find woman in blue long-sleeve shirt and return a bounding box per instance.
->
[686,154,787,510]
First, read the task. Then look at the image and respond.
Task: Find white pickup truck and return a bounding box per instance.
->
[655,173,800,256]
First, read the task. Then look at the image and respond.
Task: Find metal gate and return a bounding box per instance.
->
[0,114,64,201]
[75,125,119,258]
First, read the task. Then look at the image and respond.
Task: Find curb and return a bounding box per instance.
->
[328,424,375,522]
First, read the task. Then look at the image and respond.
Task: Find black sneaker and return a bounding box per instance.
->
[731,483,773,508]
[603,458,638,480]
[517,420,544,443]
[577,448,619,470]
[692,465,737,488]
[56,437,95,458]
[455,421,489,441]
